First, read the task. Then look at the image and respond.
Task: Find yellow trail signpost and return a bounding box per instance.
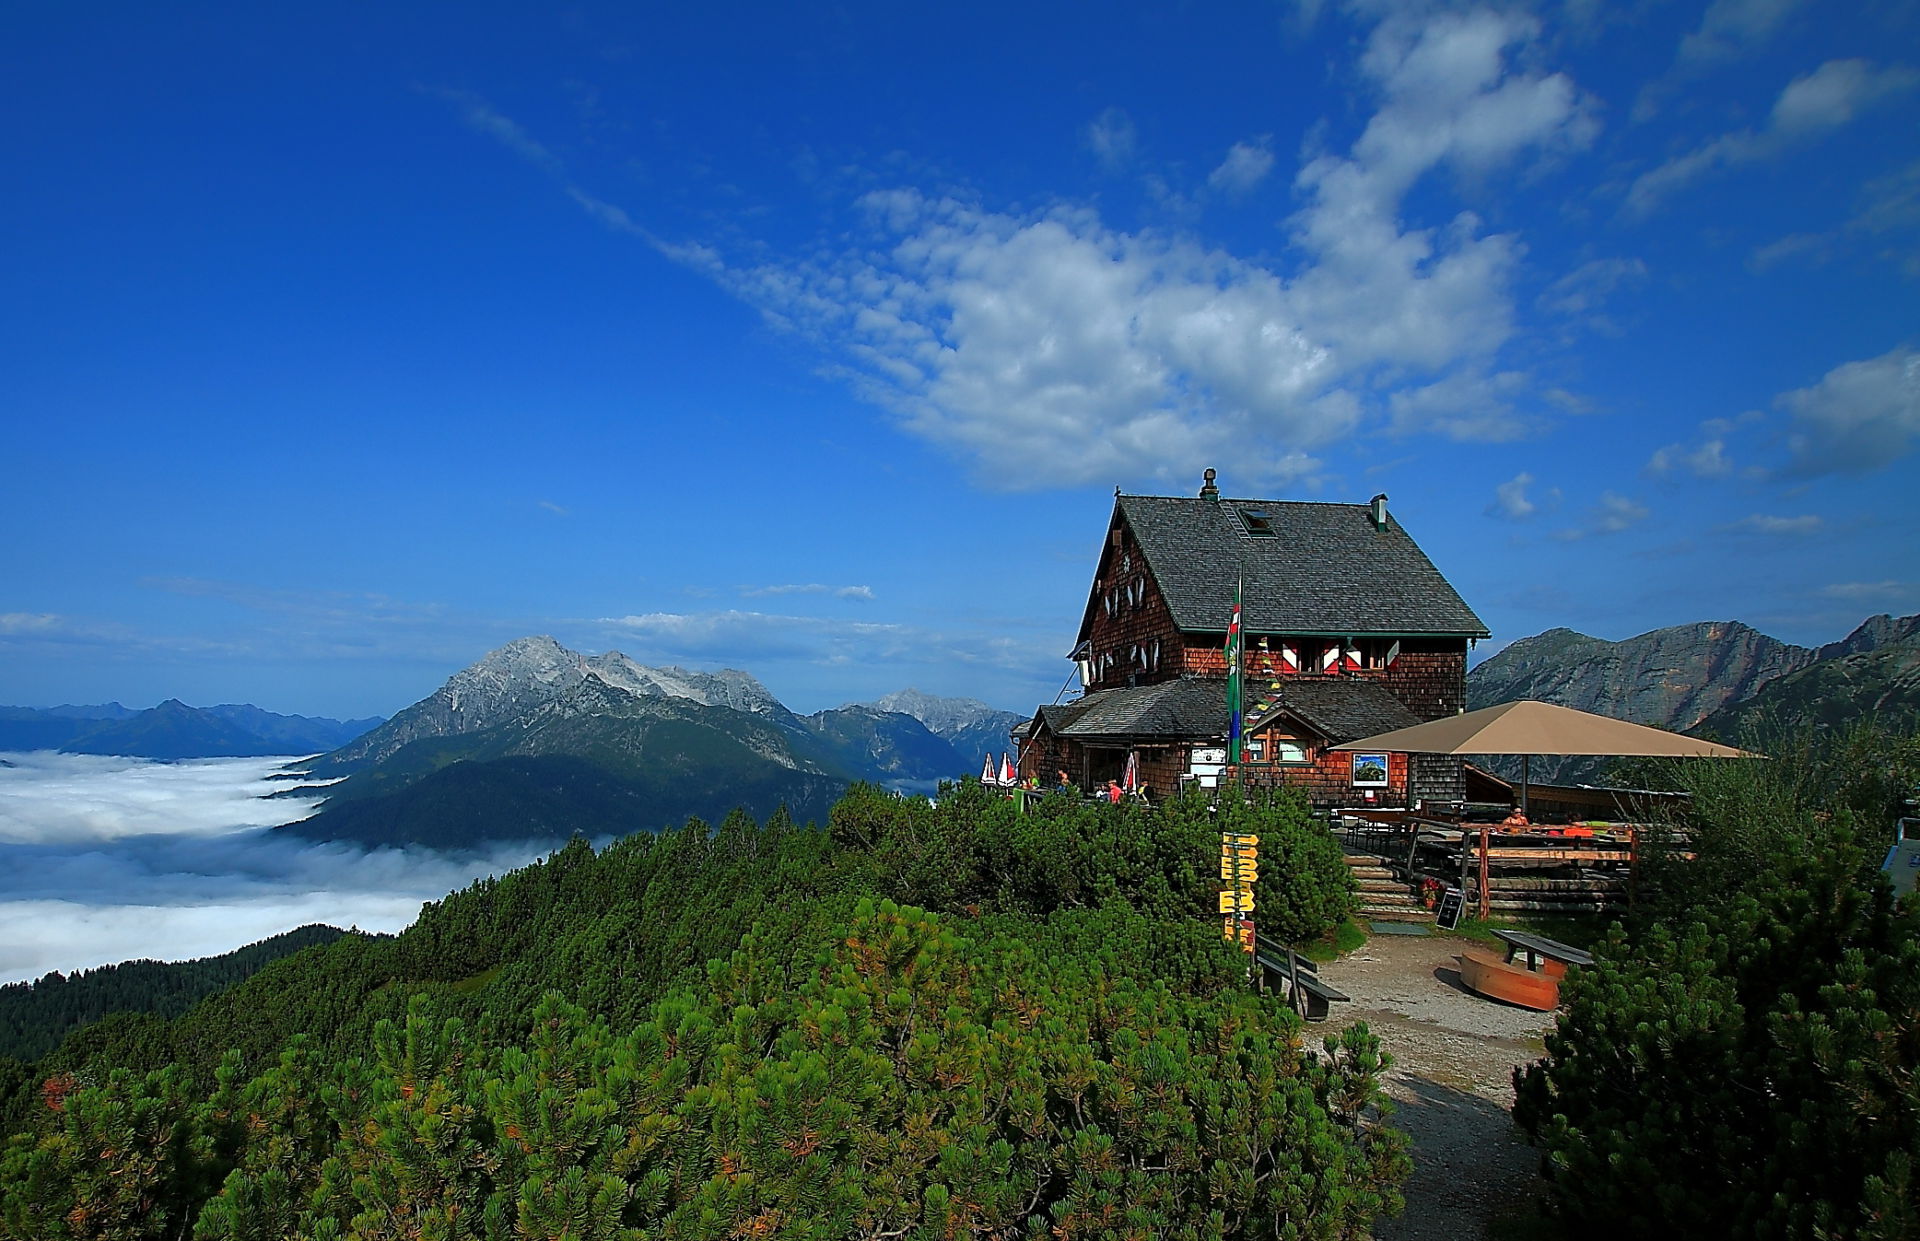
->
[1220,831,1258,952]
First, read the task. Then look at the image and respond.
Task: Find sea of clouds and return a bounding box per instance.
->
[0,751,558,984]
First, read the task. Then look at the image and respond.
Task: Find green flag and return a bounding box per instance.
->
[1226,580,1243,766]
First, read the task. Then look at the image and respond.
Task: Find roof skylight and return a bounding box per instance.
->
[1237,508,1276,538]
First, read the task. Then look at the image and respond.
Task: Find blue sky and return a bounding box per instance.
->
[3,0,1917,720]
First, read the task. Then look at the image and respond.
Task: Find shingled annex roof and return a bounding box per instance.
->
[1077,494,1489,644]
[1245,677,1425,745]
[1035,678,1228,743]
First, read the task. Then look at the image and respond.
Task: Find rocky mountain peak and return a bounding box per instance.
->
[583,653,786,716]
[1819,613,1920,661]
[869,688,1002,734]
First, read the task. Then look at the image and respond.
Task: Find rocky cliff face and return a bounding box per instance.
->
[1468,621,1818,732]
[1699,643,1920,737]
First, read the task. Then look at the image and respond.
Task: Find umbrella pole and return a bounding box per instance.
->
[1521,755,1530,819]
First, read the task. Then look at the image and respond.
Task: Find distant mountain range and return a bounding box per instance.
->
[281,636,1026,849]
[0,701,384,759]
[1467,612,1920,781]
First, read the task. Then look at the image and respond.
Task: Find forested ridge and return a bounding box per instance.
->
[0,781,1400,1239]
[0,925,350,1064]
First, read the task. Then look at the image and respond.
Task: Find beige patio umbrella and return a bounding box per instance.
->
[1330,699,1760,815]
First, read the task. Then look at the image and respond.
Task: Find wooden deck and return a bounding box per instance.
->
[1335,810,1654,919]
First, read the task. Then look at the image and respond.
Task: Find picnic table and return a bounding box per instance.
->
[1492,928,1593,979]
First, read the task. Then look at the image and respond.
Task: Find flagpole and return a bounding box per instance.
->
[1226,560,1244,772]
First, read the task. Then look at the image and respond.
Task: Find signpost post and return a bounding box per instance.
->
[1221,831,1257,954]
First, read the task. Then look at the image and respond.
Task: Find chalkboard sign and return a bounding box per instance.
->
[1435,886,1466,930]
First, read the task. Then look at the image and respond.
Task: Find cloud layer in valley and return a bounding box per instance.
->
[0,753,560,984]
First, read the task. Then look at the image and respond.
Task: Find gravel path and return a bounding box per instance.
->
[1314,933,1557,1241]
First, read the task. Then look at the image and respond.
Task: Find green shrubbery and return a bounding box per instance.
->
[1,782,1390,1239]
[1515,726,1920,1237]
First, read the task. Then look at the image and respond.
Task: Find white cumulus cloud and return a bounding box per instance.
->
[1778,345,1920,477]
[1647,437,1736,479]
[1486,471,1559,521]
[1208,139,1276,195]
[450,12,1601,488]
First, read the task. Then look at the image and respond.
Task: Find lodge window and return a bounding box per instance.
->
[1359,639,1402,670]
[1248,733,1311,764]
[1268,734,1312,764]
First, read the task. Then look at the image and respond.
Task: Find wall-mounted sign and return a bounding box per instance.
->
[1349,752,1389,787]
[1190,746,1227,789]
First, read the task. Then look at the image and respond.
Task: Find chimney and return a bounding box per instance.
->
[1199,468,1219,501]
[1370,493,1389,531]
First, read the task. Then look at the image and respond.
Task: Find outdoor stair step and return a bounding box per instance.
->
[1347,865,1396,879]
[1354,876,1408,890]
[1358,892,1421,908]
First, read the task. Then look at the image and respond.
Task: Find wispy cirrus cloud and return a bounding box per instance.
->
[1752,159,1920,278]
[1627,60,1919,216]
[1720,513,1825,536]
[0,613,63,636]
[1537,257,1648,334]
[1679,0,1806,64]
[1634,0,1809,121]
[1820,580,1920,604]
[1084,107,1137,171]
[1552,491,1649,541]
[144,577,449,625]
[595,609,1056,682]
[738,583,875,600]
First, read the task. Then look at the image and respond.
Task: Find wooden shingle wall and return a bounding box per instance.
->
[1084,521,1184,691]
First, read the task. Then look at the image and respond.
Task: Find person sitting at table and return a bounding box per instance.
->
[1105,778,1124,804]
[1054,769,1075,795]
[1499,806,1531,833]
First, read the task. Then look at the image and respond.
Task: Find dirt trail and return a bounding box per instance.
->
[1313,934,1557,1241]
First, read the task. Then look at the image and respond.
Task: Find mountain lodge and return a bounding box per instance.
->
[1019,469,1489,808]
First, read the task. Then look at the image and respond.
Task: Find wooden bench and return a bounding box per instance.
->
[1492,929,1594,979]
[1253,941,1350,1022]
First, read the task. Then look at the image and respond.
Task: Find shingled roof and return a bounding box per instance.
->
[1035,678,1227,743]
[1246,678,1425,745]
[1077,493,1488,643]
